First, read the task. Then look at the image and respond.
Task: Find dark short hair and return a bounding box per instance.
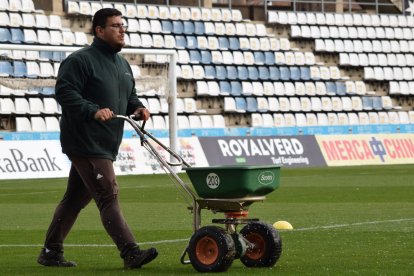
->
[92,8,122,36]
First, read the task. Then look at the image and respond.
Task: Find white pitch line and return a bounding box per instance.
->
[0,238,189,248]
[0,218,413,248]
[0,191,60,197]
[295,218,414,231]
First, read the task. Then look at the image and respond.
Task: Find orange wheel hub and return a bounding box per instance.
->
[195,236,219,265]
[245,233,266,260]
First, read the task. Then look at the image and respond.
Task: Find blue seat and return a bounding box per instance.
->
[362,96,373,110]
[219,81,231,95]
[41,87,55,95]
[280,67,290,80]
[10,28,24,43]
[335,82,346,95]
[237,66,248,80]
[183,21,195,34]
[172,21,184,34]
[40,51,53,61]
[218,37,229,49]
[254,52,265,65]
[52,51,66,62]
[372,97,383,110]
[186,36,197,49]
[229,37,240,50]
[204,65,216,79]
[194,22,205,35]
[230,81,242,96]
[161,20,173,33]
[0,61,13,76]
[258,66,270,80]
[12,61,27,77]
[200,50,212,64]
[235,97,247,112]
[246,97,258,112]
[175,35,186,48]
[269,67,280,80]
[0,28,12,42]
[189,50,201,63]
[326,82,337,94]
[248,66,259,80]
[215,66,227,80]
[290,67,300,80]
[264,52,275,65]
[300,67,311,80]
[226,66,238,80]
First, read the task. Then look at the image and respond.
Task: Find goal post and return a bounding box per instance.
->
[0,44,178,155]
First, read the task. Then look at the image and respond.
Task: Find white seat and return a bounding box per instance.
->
[251,113,263,127]
[337,113,349,125]
[152,115,167,129]
[67,1,79,14]
[9,12,22,27]
[321,97,332,111]
[211,8,222,21]
[43,98,61,114]
[351,96,363,111]
[300,97,311,112]
[273,114,285,127]
[295,113,307,126]
[341,97,352,111]
[0,98,15,114]
[75,32,88,45]
[78,1,91,15]
[62,31,75,45]
[124,4,137,18]
[39,62,54,77]
[273,82,285,96]
[388,111,400,124]
[311,97,322,111]
[279,97,290,112]
[357,112,369,125]
[184,98,197,113]
[188,115,202,128]
[14,98,30,114]
[30,117,46,132]
[212,115,225,128]
[224,97,237,112]
[200,115,214,128]
[284,114,296,126]
[398,111,410,124]
[268,97,279,112]
[368,112,379,124]
[21,0,35,12]
[15,117,31,132]
[23,29,37,43]
[44,116,60,131]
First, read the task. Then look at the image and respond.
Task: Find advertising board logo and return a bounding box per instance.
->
[258,171,274,185]
[206,173,220,189]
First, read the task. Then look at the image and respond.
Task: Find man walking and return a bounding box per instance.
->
[37,8,157,269]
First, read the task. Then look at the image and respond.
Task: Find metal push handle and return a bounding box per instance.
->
[114,114,190,167]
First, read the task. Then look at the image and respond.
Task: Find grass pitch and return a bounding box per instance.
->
[0,165,413,275]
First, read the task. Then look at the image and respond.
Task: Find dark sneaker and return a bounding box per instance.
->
[123,247,158,269]
[37,248,77,267]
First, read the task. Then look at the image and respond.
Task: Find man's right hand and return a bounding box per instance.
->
[94,108,113,122]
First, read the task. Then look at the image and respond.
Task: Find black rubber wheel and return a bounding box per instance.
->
[188,226,236,272]
[240,221,282,267]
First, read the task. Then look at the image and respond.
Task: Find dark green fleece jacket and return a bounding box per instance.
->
[55,37,144,160]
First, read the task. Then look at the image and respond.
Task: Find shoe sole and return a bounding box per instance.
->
[124,249,158,269]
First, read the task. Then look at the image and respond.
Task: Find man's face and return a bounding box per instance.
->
[96,15,126,52]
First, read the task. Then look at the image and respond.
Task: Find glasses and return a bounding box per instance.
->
[104,24,128,31]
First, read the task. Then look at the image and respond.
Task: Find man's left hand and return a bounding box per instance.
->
[133,107,150,121]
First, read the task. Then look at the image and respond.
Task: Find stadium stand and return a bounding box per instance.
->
[0,0,413,133]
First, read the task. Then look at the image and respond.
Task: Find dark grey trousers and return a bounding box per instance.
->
[43,155,136,257]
